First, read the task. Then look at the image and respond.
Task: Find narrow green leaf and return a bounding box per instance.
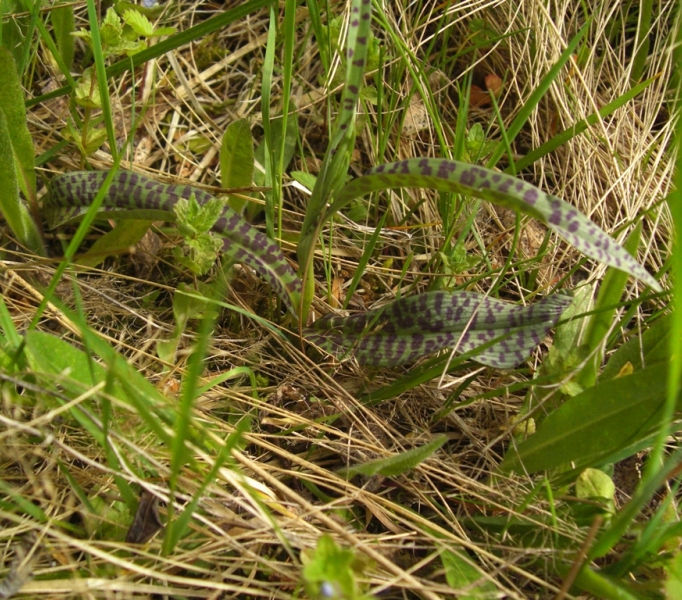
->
[0,109,43,253]
[50,3,75,71]
[0,47,37,205]
[298,0,373,317]
[343,434,447,478]
[333,159,660,291]
[86,0,118,160]
[577,223,643,388]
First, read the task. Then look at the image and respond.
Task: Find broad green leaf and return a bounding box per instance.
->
[575,468,615,509]
[24,330,119,446]
[600,313,671,380]
[665,552,682,600]
[78,219,154,268]
[440,549,498,600]
[220,118,254,213]
[501,361,682,474]
[331,159,660,292]
[343,434,447,478]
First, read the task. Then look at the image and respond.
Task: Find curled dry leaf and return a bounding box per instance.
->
[125,490,164,544]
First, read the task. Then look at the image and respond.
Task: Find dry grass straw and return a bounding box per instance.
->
[1,0,676,597]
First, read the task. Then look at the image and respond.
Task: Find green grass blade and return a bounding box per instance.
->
[298,0,373,312]
[342,435,448,478]
[86,0,117,161]
[260,3,276,238]
[486,20,590,169]
[514,76,659,172]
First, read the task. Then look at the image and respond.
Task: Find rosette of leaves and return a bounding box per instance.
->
[295,0,660,369]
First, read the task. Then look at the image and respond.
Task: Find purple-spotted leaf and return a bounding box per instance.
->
[306,292,572,368]
[47,170,301,313]
[332,158,660,292]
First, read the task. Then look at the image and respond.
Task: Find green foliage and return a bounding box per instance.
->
[342,434,447,478]
[500,360,679,476]
[301,535,374,600]
[440,549,498,599]
[172,193,224,276]
[156,283,211,365]
[72,6,175,59]
[50,3,75,72]
[0,47,43,253]
[220,118,255,214]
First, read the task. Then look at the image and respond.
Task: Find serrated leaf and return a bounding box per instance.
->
[343,434,447,478]
[122,8,154,37]
[101,7,124,47]
[173,194,223,235]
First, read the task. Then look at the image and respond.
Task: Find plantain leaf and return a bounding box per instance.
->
[306,291,571,368]
[500,361,682,474]
[331,159,660,292]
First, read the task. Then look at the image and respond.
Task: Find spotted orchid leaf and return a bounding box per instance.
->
[306,291,572,368]
[46,170,302,313]
[330,158,660,292]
